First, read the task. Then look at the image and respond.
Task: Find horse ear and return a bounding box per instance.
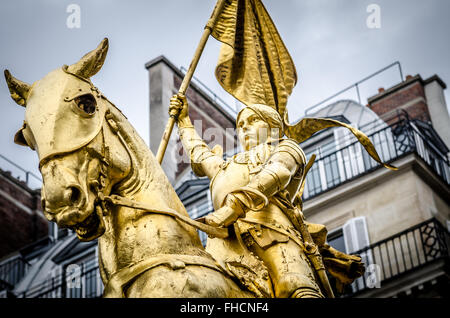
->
[68,38,109,79]
[14,127,29,147]
[4,70,31,107]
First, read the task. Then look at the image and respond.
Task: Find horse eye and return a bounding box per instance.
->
[75,94,96,114]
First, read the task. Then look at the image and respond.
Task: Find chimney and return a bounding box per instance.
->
[368,74,450,149]
[423,76,450,149]
[367,74,431,123]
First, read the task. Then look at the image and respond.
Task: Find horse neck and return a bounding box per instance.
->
[107,104,185,213]
[103,103,204,250]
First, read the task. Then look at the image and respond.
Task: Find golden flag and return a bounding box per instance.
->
[211,0,396,172]
[211,0,297,120]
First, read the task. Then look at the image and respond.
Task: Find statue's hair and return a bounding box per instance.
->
[236,104,284,137]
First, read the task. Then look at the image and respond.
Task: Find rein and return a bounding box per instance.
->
[100,109,229,239]
[100,193,229,239]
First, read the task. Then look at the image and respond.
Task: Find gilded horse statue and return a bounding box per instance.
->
[4,38,257,298]
[5,39,365,298]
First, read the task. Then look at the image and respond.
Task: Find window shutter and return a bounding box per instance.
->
[343,216,370,253]
[343,216,375,292]
[342,222,354,254]
[354,217,370,250]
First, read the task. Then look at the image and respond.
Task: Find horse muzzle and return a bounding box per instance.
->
[42,181,106,241]
[72,204,106,241]
[46,201,105,241]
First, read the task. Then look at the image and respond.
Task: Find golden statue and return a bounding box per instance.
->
[169,94,376,298]
[5,38,256,298]
[3,0,395,298]
[163,0,395,298]
[4,37,367,298]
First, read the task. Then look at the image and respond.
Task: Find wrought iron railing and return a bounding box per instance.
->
[5,219,448,298]
[16,258,102,298]
[304,61,404,115]
[302,115,450,200]
[0,153,42,190]
[0,256,30,290]
[344,218,450,296]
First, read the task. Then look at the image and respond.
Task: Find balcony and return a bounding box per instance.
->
[302,112,450,201]
[343,218,450,297]
[11,257,103,298]
[0,256,30,291]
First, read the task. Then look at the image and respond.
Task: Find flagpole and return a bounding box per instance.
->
[155,0,228,164]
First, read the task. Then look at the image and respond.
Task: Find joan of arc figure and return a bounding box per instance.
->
[170,95,369,298]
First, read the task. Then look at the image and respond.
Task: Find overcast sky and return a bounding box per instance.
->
[1,0,449,188]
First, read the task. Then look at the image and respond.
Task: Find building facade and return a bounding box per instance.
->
[0,58,448,298]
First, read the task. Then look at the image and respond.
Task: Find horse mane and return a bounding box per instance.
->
[103,99,191,218]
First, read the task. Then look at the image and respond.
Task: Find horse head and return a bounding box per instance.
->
[5,38,132,241]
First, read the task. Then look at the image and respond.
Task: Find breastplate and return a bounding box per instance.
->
[210,143,272,210]
[210,160,250,210]
[210,140,305,212]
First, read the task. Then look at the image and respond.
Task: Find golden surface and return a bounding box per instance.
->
[4,37,365,298]
[211,0,396,172]
[3,0,383,298]
[170,96,366,298]
[212,0,297,120]
[166,1,395,294]
[5,39,254,297]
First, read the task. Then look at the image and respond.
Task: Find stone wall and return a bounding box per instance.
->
[304,155,450,244]
[146,56,238,186]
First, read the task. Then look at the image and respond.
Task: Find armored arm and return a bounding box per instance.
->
[206,138,306,227]
[241,138,305,208]
[170,95,223,180]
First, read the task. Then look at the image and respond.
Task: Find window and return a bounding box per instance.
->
[334,126,365,180]
[303,136,339,199]
[304,160,322,198]
[323,153,340,189]
[327,228,346,253]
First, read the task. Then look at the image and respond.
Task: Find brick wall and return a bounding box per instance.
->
[0,170,47,259]
[368,75,432,123]
[173,73,237,180]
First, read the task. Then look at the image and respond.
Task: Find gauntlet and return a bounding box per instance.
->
[205,193,245,227]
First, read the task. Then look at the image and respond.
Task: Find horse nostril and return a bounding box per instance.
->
[69,186,82,205]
